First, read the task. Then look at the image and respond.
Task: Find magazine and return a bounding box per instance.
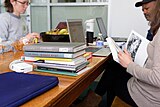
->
[106,30,149,67]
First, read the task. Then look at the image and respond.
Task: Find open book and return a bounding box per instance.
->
[106,30,149,67]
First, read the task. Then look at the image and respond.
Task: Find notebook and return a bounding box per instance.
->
[0,72,59,107]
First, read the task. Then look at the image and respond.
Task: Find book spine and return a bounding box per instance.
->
[35,57,73,62]
[24,46,59,52]
[34,61,88,71]
[35,68,77,76]
[24,46,75,52]
[24,52,73,58]
[45,57,86,65]
[73,44,86,52]
[23,44,86,52]
[37,66,75,73]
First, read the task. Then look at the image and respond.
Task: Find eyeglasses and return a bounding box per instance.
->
[16,0,30,6]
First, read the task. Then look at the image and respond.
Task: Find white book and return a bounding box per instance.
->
[106,30,149,67]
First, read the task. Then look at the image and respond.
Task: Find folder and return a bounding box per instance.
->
[0,72,59,107]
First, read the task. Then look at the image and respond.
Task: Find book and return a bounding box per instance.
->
[0,72,59,107]
[23,42,86,52]
[106,30,149,67]
[83,52,92,60]
[24,50,86,58]
[106,37,122,63]
[34,61,89,71]
[36,63,87,73]
[35,67,91,76]
[23,55,84,62]
[22,56,86,65]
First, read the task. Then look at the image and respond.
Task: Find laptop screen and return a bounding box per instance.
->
[96,17,108,41]
[66,19,86,43]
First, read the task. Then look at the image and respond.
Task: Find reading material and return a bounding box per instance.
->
[106,30,149,67]
[24,50,86,58]
[23,42,86,52]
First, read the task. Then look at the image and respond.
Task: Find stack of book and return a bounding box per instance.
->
[23,42,89,76]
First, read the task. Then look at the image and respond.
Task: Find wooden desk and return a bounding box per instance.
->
[0,51,109,107]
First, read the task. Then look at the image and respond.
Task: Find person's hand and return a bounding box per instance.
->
[21,32,40,45]
[25,32,40,41]
[118,48,133,68]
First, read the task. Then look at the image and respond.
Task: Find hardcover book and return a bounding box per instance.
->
[23,42,86,52]
[22,55,86,65]
[35,67,91,76]
[24,50,86,58]
[34,61,89,71]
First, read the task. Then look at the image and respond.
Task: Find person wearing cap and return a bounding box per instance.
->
[74,0,160,107]
[135,0,156,41]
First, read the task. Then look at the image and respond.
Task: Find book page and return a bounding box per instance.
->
[106,37,122,63]
[126,30,149,67]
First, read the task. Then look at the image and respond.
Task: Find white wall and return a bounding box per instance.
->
[108,0,150,38]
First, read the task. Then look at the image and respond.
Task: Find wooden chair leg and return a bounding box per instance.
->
[111,96,131,107]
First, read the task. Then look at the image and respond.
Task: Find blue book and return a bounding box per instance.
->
[0,72,59,107]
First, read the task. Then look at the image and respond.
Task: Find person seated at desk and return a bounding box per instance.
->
[75,0,159,107]
[0,0,40,53]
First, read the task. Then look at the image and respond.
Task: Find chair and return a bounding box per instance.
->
[111,96,131,107]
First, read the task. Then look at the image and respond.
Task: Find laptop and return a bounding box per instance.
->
[66,18,110,57]
[96,17,108,41]
[96,17,127,42]
[66,19,86,43]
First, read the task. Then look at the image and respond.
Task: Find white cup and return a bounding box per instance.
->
[85,19,95,32]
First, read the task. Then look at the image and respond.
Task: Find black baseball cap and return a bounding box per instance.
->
[135,0,156,7]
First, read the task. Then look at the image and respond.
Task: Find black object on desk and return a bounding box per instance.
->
[0,72,59,107]
[40,32,70,42]
[86,31,94,44]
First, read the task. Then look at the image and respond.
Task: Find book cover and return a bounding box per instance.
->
[107,30,149,67]
[23,42,86,52]
[24,50,86,58]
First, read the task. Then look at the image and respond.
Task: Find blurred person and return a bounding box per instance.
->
[0,0,40,53]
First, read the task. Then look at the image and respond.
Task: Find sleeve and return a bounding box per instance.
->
[0,15,9,41]
[0,14,14,52]
[127,29,160,88]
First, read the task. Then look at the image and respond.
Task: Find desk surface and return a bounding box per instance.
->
[0,51,109,107]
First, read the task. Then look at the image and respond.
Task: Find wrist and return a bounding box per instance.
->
[20,37,29,45]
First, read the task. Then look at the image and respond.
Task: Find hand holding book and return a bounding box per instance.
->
[118,48,133,68]
[107,30,149,67]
